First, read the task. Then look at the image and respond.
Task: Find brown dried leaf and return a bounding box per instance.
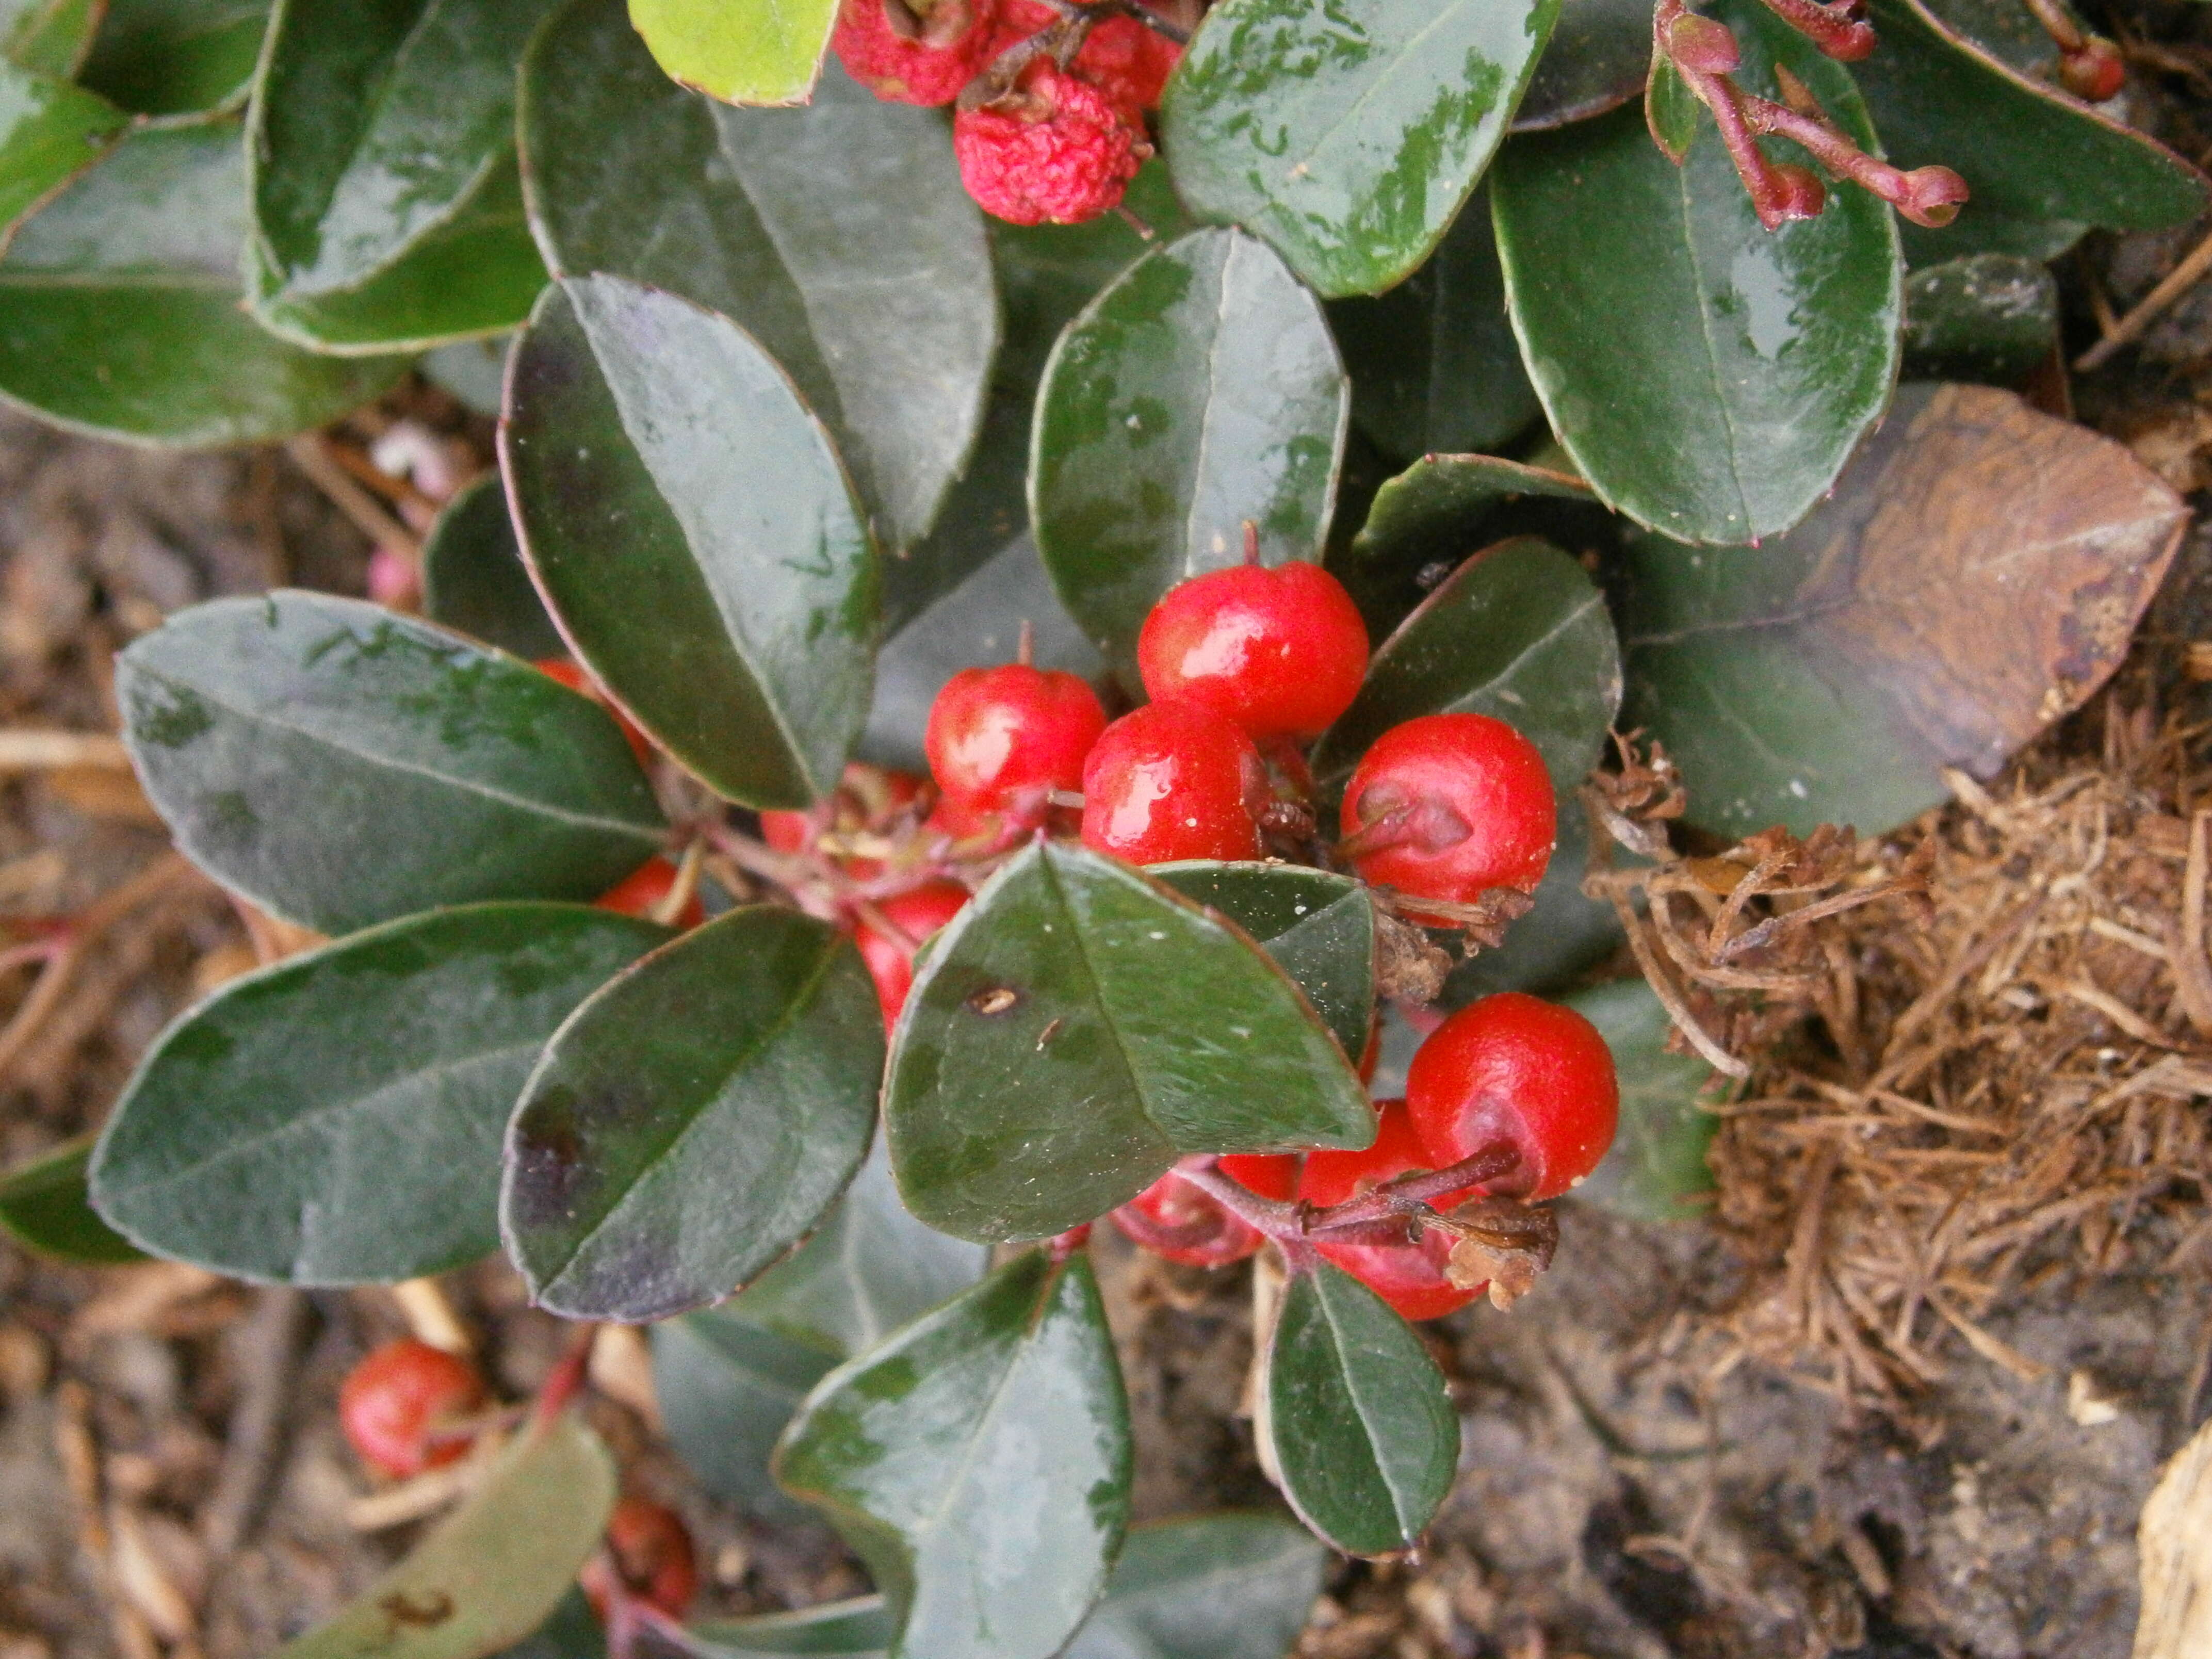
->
[1436,1198,1559,1310]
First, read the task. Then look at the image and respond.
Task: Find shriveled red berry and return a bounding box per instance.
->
[925,662,1105,817]
[535,657,653,767]
[587,1499,699,1622]
[595,858,705,929]
[991,0,1181,110]
[1081,700,1265,865]
[1405,993,1618,1203]
[338,1339,485,1479]
[833,0,999,105]
[954,61,1144,226]
[1137,562,1370,741]
[1110,1153,1295,1267]
[1339,712,1555,922]
[855,881,971,1028]
[1297,1102,1479,1322]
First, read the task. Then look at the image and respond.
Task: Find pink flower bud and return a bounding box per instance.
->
[1667,11,1741,72]
[2059,37,2125,102]
[1896,165,1969,228]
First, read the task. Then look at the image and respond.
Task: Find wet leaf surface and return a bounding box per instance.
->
[1492,0,1900,544]
[1161,0,1562,297]
[1150,862,1375,1062]
[2,0,100,78]
[503,906,882,1322]
[1616,382,2187,837]
[654,1306,838,1521]
[1902,253,2058,385]
[628,0,836,106]
[774,1251,1131,1659]
[419,473,566,661]
[1566,978,1718,1223]
[80,0,267,112]
[522,4,996,548]
[91,903,665,1284]
[0,60,124,247]
[1063,1513,1329,1659]
[1349,452,1593,568]
[0,1136,148,1264]
[883,841,1372,1241]
[117,591,663,934]
[501,274,879,809]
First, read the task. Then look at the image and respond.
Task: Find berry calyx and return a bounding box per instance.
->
[1110,1153,1296,1267]
[587,1498,699,1622]
[855,880,971,1027]
[1137,559,1370,741]
[953,61,1145,226]
[925,662,1106,817]
[337,1339,485,1479]
[535,657,653,768]
[595,858,705,929]
[1339,712,1556,921]
[1297,1102,1481,1322]
[833,0,999,105]
[1405,993,1619,1203]
[1081,700,1266,865]
[761,764,928,879]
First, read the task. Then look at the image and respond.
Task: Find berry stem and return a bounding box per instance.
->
[1240,519,1261,565]
[532,1324,596,1427]
[1168,1141,1526,1247]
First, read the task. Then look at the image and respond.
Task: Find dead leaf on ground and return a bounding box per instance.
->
[2134,1413,2212,1658]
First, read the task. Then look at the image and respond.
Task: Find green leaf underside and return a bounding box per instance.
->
[502,906,883,1322]
[1515,0,1650,132]
[275,1413,615,1659]
[117,591,663,934]
[0,60,125,249]
[80,0,269,114]
[1351,453,1592,565]
[419,472,566,661]
[1615,382,2186,837]
[0,1137,148,1263]
[627,0,836,106]
[1264,1263,1457,1557]
[1315,536,1622,796]
[1643,50,1699,162]
[1160,0,1563,298]
[653,1306,838,1520]
[523,3,996,549]
[1901,253,2058,385]
[1566,977,1718,1222]
[1492,0,1900,544]
[245,0,551,350]
[883,841,1372,1242]
[1148,861,1374,1062]
[0,123,407,445]
[3,0,101,79]
[1032,226,1347,681]
[501,274,879,810]
[90,903,666,1284]
[774,1251,1132,1659]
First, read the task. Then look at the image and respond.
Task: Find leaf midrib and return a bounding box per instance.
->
[1313,1273,1426,1541]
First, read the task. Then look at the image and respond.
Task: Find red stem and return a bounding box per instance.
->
[1168,1141,1525,1246]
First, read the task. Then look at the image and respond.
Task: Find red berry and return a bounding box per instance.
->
[594,858,706,928]
[1405,993,1619,1203]
[1109,1153,1294,1267]
[833,0,999,105]
[855,880,971,1028]
[1217,1151,1298,1200]
[925,662,1106,816]
[1297,1102,1480,1322]
[953,62,1144,226]
[535,657,653,768]
[588,1499,698,1622]
[1137,562,1369,741]
[1339,713,1555,922]
[338,1339,485,1479]
[991,0,1180,110]
[1081,701,1266,865]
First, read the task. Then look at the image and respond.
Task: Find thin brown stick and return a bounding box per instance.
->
[284,434,422,559]
[2075,223,2212,370]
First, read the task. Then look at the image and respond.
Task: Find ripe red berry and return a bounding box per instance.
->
[337,1339,485,1479]
[1081,701,1266,865]
[925,662,1105,817]
[833,0,999,105]
[1137,562,1369,741]
[953,62,1144,226]
[1405,993,1619,1203]
[855,881,971,1027]
[1297,1102,1480,1322]
[588,1499,698,1622]
[535,657,653,768]
[594,858,705,929]
[1339,712,1555,921]
[1110,1153,1295,1268]
[991,0,1181,110]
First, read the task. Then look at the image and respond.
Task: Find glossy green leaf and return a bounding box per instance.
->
[522,3,996,549]
[277,1412,614,1659]
[504,906,882,1322]
[1064,1514,1328,1659]
[0,123,408,446]
[1351,452,1592,567]
[490,1590,603,1659]
[246,0,551,352]
[1492,0,1901,545]
[90,904,666,1284]
[1160,0,1563,297]
[1901,253,2057,385]
[420,474,565,661]
[774,1250,1132,1659]
[1032,226,1346,681]
[421,334,510,417]
[628,0,835,106]
[1515,0,1649,132]
[116,591,663,934]
[80,0,268,113]
[1261,1263,1457,1558]
[1325,188,1538,463]
[653,1305,837,1520]
[1149,861,1374,1062]
[1565,978,1718,1223]
[0,59,124,249]
[0,1136,147,1264]
[693,1600,893,1656]
[1615,382,2187,837]
[1642,50,1698,164]
[502,274,879,810]
[884,840,1373,1242]
[2,0,101,78]
[1853,0,2207,266]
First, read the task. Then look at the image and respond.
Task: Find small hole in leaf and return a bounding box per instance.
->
[967,986,1021,1016]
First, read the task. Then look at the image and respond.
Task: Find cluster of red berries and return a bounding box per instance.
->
[832,0,1179,224]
